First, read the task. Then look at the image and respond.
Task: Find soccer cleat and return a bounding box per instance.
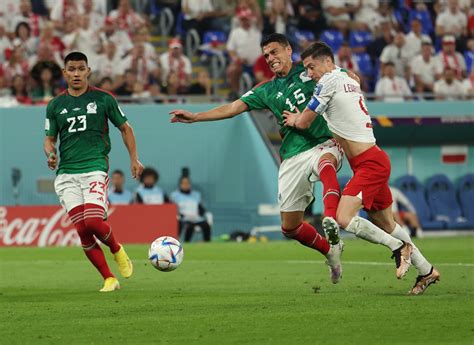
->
[325,240,344,284]
[114,245,133,278]
[408,267,440,295]
[391,242,413,279]
[322,216,340,245]
[99,277,120,292]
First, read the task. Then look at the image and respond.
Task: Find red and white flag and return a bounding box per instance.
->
[441,145,468,164]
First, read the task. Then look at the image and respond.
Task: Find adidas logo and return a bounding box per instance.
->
[60,108,68,114]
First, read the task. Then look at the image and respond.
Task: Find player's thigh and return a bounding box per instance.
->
[54,174,84,213]
[79,172,109,214]
[278,150,315,213]
[312,139,344,175]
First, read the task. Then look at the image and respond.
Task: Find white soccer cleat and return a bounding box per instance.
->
[325,240,344,284]
[322,216,340,245]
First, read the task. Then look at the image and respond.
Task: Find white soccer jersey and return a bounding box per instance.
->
[307,68,376,143]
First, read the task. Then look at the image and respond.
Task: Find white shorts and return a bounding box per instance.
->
[278,139,344,212]
[54,171,109,215]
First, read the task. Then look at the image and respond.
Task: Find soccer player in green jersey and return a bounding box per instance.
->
[170,34,345,284]
[44,52,144,292]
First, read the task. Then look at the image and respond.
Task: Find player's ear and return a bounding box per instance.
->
[87,67,91,76]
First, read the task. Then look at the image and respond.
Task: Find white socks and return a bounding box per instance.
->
[390,224,432,276]
[346,216,403,251]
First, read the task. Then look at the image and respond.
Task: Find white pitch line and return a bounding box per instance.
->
[285,260,474,268]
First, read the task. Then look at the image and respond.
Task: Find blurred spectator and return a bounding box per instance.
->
[435,0,468,38]
[354,0,379,32]
[28,42,62,68]
[322,0,358,34]
[98,16,133,59]
[96,76,115,94]
[404,19,431,61]
[11,74,32,104]
[165,71,182,96]
[30,65,60,103]
[108,0,146,35]
[410,37,437,97]
[9,0,44,37]
[461,69,474,98]
[208,0,236,35]
[367,20,394,64]
[375,62,412,102]
[49,0,80,31]
[13,22,38,58]
[159,38,192,94]
[335,42,359,74]
[37,22,65,59]
[131,80,152,101]
[188,70,212,96]
[133,27,158,62]
[123,42,158,87]
[226,8,262,99]
[295,0,327,38]
[170,175,212,242]
[181,0,215,36]
[95,41,126,86]
[2,45,30,84]
[108,169,134,204]
[235,0,264,30]
[79,0,105,32]
[380,32,411,79]
[376,1,403,32]
[434,67,465,100]
[390,186,424,238]
[0,72,19,107]
[0,1,20,19]
[115,69,136,96]
[62,15,100,68]
[434,35,467,80]
[0,20,12,64]
[263,0,294,34]
[135,167,169,204]
[253,54,274,84]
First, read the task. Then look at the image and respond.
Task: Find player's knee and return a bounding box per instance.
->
[336,213,352,229]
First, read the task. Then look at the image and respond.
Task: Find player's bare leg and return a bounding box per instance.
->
[316,152,341,245]
[369,208,439,294]
[337,196,412,279]
[281,211,342,283]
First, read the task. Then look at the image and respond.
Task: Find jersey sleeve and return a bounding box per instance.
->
[306,73,337,114]
[239,85,268,111]
[45,100,58,137]
[105,94,128,128]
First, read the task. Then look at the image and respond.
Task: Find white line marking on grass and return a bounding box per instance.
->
[286,260,474,267]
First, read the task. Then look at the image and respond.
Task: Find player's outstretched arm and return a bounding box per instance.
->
[170,99,249,123]
[44,136,58,170]
[119,122,144,180]
[282,107,318,130]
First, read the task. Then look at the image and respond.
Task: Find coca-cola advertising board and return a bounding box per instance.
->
[0,204,178,247]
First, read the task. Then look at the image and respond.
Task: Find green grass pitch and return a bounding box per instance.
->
[1,236,473,345]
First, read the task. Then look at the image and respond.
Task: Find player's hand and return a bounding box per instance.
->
[169,109,197,123]
[131,159,144,180]
[282,109,300,127]
[47,152,57,170]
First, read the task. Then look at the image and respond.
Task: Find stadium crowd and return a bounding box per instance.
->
[0,0,472,105]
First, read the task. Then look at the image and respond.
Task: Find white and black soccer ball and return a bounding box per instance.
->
[148,236,184,272]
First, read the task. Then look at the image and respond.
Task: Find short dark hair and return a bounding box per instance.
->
[301,41,334,63]
[112,169,124,176]
[140,167,159,183]
[261,33,290,49]
[64,51,88,66]
[15,22,31,38]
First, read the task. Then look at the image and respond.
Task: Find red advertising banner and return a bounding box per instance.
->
[0,204,178,247]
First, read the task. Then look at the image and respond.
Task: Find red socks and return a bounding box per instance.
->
[83,203,121,254]
[318,159,340,219]
[69,205,114,279]
[282,222,330,255]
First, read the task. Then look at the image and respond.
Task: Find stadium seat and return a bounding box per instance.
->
[408,9,433,35]
[294,30,315,46]
[457,174,474,228]
[349,31,373,49]
[353,53,373,77]
[395,175,445,229]
[464,50,474,73]
[320,30,344,52]
[425,174,470,229]
[200,30,228,57]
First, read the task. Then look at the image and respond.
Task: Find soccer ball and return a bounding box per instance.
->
[148,236,184,272]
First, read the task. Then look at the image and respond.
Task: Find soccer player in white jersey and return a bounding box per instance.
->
[282,41,440,295]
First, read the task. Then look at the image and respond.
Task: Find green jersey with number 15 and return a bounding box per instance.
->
[240,63,333,160]
[45,87,127,175]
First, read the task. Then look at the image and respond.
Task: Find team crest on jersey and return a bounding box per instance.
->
[87,102,97,114]
[314,84,323,96]
[299,72,312,83]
